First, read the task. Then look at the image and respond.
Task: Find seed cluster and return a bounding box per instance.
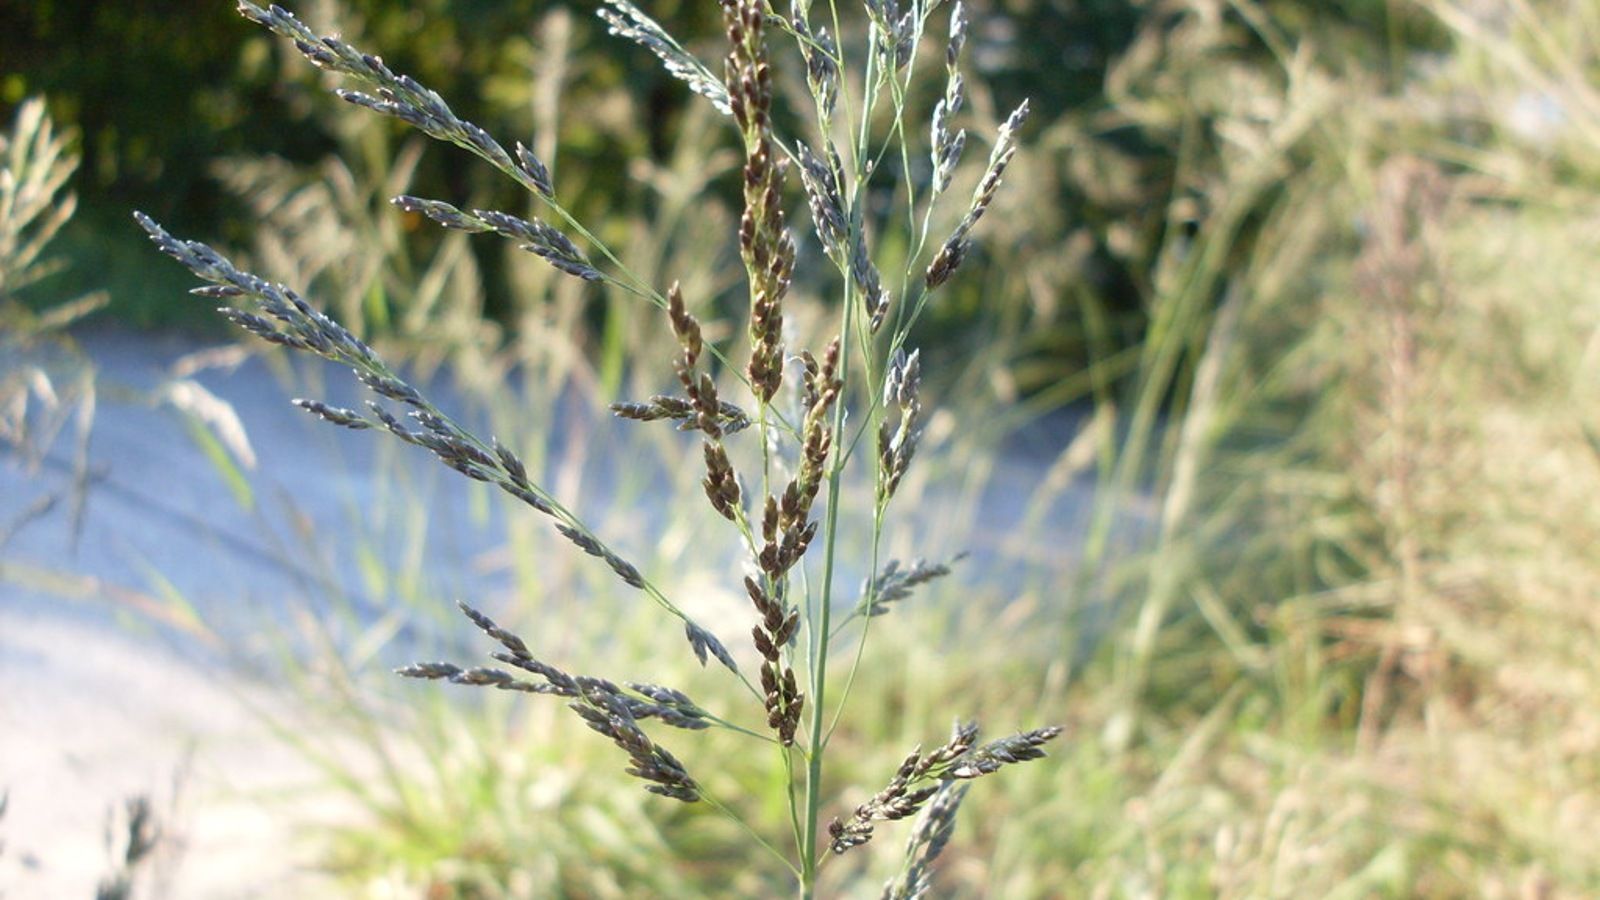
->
[745,575,803,744]
[851,222,893,333]
[796,142,848,265]
[858,555,962,618]
[609,395,752,435]
[685,620,740,672]
[877,348,923,502]
[238,2,554,198]
[925,100,1031,290]
[571,680,701,802]
[865,0,916,72]
[791,15,839,121]
[391,195,599,282]
[762,339,842,580]
[663,283,744,524]
[400,603,709,800]
[722,0,794,404]
[929,4,969,198]
[828,721,1062,853]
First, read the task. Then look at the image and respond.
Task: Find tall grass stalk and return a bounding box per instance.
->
[138,0,1060,893]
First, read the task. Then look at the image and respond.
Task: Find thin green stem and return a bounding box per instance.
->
[824,505,885,743]
[698,789,802,880]
[782,740,804,861]
[705,712,783,744]
[798,285,856,896]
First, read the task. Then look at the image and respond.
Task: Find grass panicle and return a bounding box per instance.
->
[390,195,600,282]
[856,555,962,619]
[877,348,922,502]
[143,0,1058,894]
[721,0,794,404]
[570,679,701,803]
[598,0,732,116]
[924,100,1029,291]
[609,395,753,435]
[135,211,739,666]
[827,722,1060,855]
[399,603,713,735]
[880,782,969,900]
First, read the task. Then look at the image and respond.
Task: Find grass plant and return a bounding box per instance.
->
[139,1,1061,895]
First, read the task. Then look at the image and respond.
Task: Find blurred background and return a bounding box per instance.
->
[4,0,1600,896]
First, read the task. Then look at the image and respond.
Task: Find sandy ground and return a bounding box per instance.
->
[0,330,385,896]
[0,328,1092,897]
[0,616,336,898]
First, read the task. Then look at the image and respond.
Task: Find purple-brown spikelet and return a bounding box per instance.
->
[722,0,793,404]
[752,338,840,584]
[744,576,804,744]
[828,721,1061,854]
[661,282,746,524]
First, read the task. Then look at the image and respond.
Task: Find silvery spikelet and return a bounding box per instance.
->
[597,0,732,115]
[930,3,969,197]
[878,347,923,501]
[925,99,1030,290]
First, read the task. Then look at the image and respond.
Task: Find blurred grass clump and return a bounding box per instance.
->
[0,96,104,545]
[12,0,1600,895]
